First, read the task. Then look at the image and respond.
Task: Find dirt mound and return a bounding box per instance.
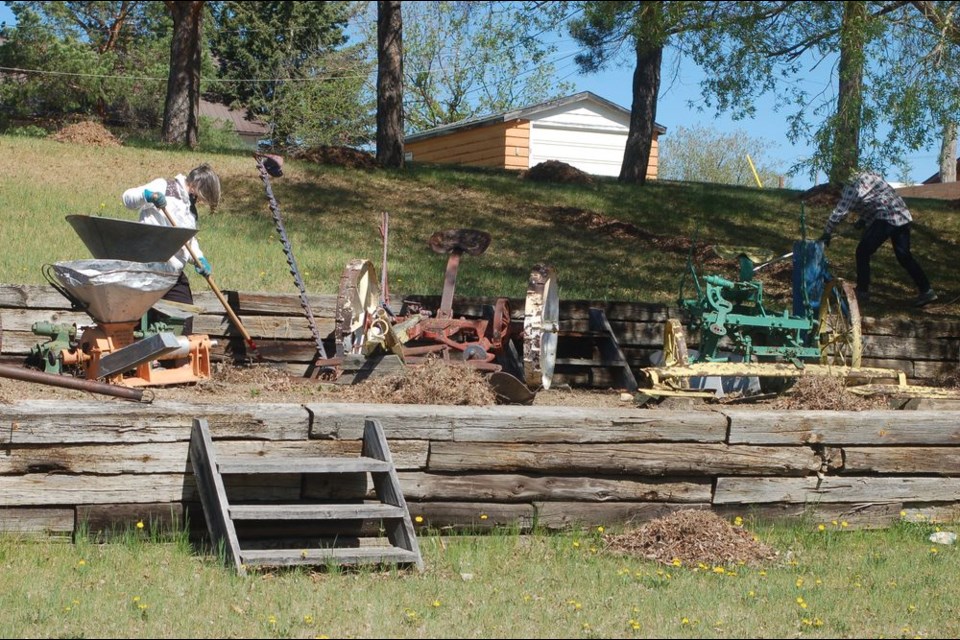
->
[797,183,841,207]
[292,145,379,170]
[336,357,496,405]
[770,375,889,410]
[49,121,122,147]
[520,160,595,186]
[603,509,778,567]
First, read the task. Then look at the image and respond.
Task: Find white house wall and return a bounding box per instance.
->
[528,102,630,177]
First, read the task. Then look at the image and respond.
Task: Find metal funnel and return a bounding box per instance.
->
[50,259,180,324]
[66,215,197,263]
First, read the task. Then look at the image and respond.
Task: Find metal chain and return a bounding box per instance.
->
[254,155,327,359]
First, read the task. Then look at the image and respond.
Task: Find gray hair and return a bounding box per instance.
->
[186,163,221,212]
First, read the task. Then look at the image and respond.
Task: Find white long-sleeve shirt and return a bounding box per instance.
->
[122,174,205,272]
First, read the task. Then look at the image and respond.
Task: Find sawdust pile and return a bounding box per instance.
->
[338,357,496,405]
[604,509,778,567]
[770,375,889,411]
[49,121,122,147]
[292,145,379,170]
[520,160,595,186]
[192,362,296,397]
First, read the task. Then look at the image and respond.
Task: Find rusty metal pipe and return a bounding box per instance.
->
[0,364,149,403]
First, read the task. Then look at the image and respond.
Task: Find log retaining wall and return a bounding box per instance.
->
[2,400,959,540]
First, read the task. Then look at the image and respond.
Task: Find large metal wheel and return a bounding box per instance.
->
[523,264,559,390]
[818,279,862,367]
[335,259,381,357]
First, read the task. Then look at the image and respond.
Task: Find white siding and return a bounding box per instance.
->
[528,103,630,177]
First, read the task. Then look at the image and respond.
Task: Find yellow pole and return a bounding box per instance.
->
[746,154,763,188]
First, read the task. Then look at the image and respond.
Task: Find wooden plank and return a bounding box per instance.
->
[427,442,821,475]
[190,418,243,573]
[305,403,727,443]
[0,473,193,506]
[0,400,311,444]
[0,442,190,474]
[712,503,904,529]
[714,476,960,504]
[406,501,536,531]
[0,284,74,309]
[229,503,405,520]
[218,456,390,475]
[0,308,91,331]
[193,314,335,340]
[900,398,960,411]
[725,410,960,445]
[362,419,423,570]
[218,438,429,471]
[240,546,420,568]
[76,503,187,537]
[863,335,958,361]
[534,501,709,530]
[395,472,711,503]
[842,447,960,474]
[0,507,73,537]
[228,292,338,317]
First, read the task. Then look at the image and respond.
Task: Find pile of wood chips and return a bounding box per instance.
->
[520,160,595,185]
[49,121,122,147]
[770,375,889,411]
[337,356,497,406]
[603,509,778,567]
[291,145,379,170]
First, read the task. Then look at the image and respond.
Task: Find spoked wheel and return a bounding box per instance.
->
[335,259,381,357]
[818,279,862,367]
[523,264,559,390]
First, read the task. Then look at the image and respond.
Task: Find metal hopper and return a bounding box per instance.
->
[49,259,180,324]
[66,215,197,263]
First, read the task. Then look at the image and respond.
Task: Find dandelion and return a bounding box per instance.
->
[597,526,604,533]
[818,524,826,532]
[303,615,314,624]
[671,558,682,567]
[77,559,86,567]
[414,515,423,523]
[432,600,441,608]
[713,566,725,574]
[841,521,849,528]
[136,521,144,530]
[930,547,939,554]
[572,540,581,549]
[796,577,804,587]
[268,615,277,625]
[480,514,488,520]
[734,516,743,526]
[628,619,641,630]
[680,617,690,626]
[901,510,908,517]
[759,570,767,577]
[748,590,756,597]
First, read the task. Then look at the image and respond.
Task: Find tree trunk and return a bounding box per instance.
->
[619,38,662,185]
[940,121,956,183]
[161,1,204,148]
[830,1,867,184]
[377,0,404,169]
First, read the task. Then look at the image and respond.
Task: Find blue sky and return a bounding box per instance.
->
[1,4,941,189]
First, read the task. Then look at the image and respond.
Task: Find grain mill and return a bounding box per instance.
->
[30,215,212,386]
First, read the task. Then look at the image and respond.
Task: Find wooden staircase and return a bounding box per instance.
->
[189,417,424,575]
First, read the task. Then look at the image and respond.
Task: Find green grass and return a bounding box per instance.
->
[1,515,958,638]
[3,135,957,318]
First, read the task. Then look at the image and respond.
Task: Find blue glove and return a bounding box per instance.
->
[195,256,212,277]
[144,189,167,209]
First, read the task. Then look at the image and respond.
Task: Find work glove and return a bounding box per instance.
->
[144,189,167,209]
[854,218,867,230]
[195,256,212,277]
[817,232,832,247]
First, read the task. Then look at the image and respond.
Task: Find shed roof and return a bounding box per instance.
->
[198,98,270,136]
[406,91,666,144]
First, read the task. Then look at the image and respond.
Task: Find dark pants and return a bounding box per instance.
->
[148,271,194,335]
[856,220,930,295]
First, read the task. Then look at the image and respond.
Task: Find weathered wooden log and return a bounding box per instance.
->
[427,442,821,475]
[725,410,960,445]
[714,476,960,504]
[842,447,960,474]
[0,507,73,538]
[534,501,707,530]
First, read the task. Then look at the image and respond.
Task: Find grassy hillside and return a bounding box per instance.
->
[1,134,957,318]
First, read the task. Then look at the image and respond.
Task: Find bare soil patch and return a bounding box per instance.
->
[604,509,779,567]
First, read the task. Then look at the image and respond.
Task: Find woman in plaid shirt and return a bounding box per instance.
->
[814,172,937,308]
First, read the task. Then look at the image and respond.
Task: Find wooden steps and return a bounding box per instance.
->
[189,417,424,575]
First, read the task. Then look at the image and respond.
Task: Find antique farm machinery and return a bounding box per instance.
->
[314,222,560,397]
[28,215,213,386]
[643,234,906,394]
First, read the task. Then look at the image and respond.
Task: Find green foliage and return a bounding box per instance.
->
[4,124,48,137]
[208,1,370,145]
[396,1,575,132]
[196,115,246,153]
[659,124,790,187]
